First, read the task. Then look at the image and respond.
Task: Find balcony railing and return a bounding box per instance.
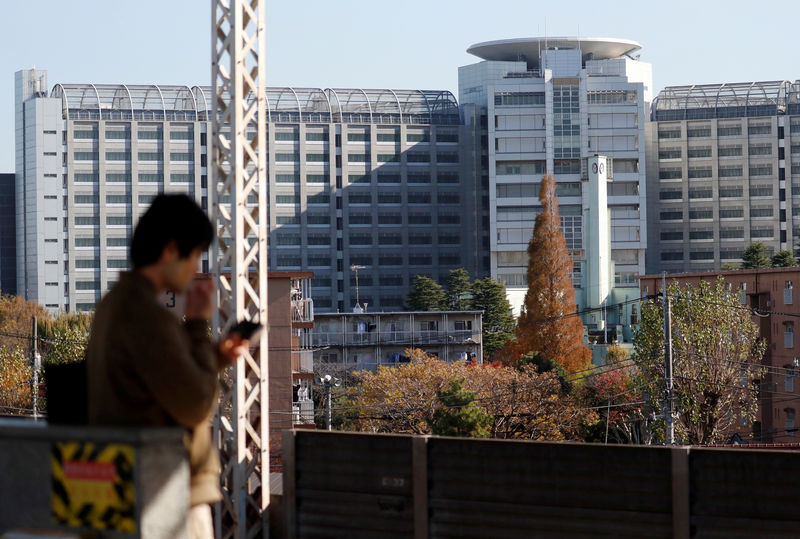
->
[292,400,314,425]
[312,329,480,347]
[293,297,314,323]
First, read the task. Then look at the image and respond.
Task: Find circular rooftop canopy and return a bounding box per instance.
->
[467,37,642,67]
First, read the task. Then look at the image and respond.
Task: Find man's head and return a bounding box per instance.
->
[131,194,213,291]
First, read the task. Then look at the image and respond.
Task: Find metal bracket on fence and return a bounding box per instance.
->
[671,447,690,539]
[283,431,297,539]
[412,436,429,539]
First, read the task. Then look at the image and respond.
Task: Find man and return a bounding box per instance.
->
[87,194,245,538]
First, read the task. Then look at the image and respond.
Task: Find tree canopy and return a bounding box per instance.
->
[444,269,472,311]
[344,349,595,440]
[431,377,492,438]
[0,297,92,416]
[405,276,446,311]
[470,277,515,359]
[771,250,797,268]
[514,174,591,373]
[741,242,771,269]
[632,278,766,444]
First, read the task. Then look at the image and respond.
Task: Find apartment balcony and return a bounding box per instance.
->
[292,349,314,374]
[293,297,314,324]
[291,276,314,327]
[312,329,480,348]
[292,400,314,425]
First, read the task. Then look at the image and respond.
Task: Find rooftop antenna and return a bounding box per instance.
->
[537,24,541,65]
[544,17,547,51]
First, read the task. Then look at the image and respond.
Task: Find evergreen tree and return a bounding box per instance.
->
[470,277,515,359]
[444,268,472,310]
[771,250,797,268]
[516,174,591,373]
[431,377,492,438]
[405,275,446,311]
[741,242,771,269]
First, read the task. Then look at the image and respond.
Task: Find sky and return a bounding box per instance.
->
[2,0,799,172]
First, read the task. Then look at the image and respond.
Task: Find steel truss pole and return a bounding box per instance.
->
[211,0,268,537]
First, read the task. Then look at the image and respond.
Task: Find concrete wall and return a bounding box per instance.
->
[0,420,189,538]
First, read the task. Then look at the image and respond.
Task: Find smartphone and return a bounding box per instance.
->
[229,320,264,343]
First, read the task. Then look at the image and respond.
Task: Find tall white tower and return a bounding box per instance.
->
[584,155,612,329]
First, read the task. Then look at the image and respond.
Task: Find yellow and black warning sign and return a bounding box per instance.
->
[51,441,136,532]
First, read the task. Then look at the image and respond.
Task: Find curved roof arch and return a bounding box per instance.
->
[50,84,459,124]
[653,81,793,120]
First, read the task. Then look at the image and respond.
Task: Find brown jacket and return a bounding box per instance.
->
[87,271,222,505]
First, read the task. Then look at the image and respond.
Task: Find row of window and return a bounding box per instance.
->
[660,207,776,220]
[659,145,775,159]
[658,124,771,139]
[660,227,774,241]
[275,192,461,205]
[659,185,775,200]
[659,164,774,179]
[274,172,460,184]
[272,131,446,143]
[74,129,195,141]
[275,232,462,246]
[74,259,129,269]
[71,237,128,247]
[74,172,194,184]
[74,151,196,162]
[278,254,462,267]
[73,194,167,205]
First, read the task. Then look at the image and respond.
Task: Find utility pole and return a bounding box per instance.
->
[663,272,675,445]
[30,316,39,419]
[325,378,332,431]
[320,374,340,431]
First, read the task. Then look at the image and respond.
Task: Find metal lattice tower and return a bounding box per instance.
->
[211,0,269,537]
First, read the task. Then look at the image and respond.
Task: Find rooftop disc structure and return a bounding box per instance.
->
[466,36,642,68]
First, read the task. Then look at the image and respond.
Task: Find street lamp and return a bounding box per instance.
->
[350,264,365,312]
[318,374,342,431]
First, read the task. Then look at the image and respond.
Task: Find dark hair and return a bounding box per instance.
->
[131,194,213,268]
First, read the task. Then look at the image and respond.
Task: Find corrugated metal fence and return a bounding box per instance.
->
[283,431,800,538]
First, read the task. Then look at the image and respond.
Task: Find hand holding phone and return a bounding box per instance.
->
[218,320,262,368]
[228,320,263,343]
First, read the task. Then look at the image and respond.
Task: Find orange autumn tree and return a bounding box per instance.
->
[515,174,591,373]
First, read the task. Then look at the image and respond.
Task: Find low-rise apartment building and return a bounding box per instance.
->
[312,310,483,370]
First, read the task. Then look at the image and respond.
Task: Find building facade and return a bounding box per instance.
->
[646,81,800,274]
[165,271,316,467]
[312,310,483,370]
[458,37,650,335]
[0,173,15,295]
[640,268,800,443]
[15,68,481,313]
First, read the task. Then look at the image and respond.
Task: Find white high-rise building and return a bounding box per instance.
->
[459,37,651,339]
[15,69,481,313]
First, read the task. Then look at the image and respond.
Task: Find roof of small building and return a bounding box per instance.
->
[315,310,484,316]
